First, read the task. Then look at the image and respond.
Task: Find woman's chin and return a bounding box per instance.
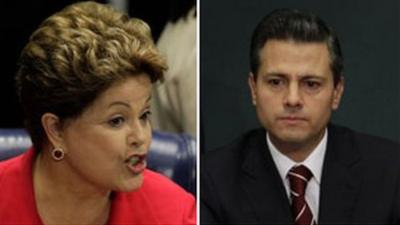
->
[114,173,144,192]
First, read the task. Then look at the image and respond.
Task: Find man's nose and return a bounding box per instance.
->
[284,82,303,109]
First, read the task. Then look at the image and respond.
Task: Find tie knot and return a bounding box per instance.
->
[288,165,313,196]
[289,165,312,181]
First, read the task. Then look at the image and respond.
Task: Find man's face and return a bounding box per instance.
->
[249,40,344,152]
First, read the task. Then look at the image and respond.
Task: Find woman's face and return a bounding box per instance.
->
[59,74,152,192]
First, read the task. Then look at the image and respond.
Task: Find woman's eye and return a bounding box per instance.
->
[108,116,125,128]
[140,111,152,121]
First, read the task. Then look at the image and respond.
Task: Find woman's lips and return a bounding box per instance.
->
[126,154,147,175]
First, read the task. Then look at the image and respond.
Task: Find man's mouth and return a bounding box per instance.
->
[278,116,307,125]
[280,116,306,120]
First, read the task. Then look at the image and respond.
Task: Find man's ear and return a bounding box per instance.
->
[332,76,344,110]
[41,113,64,148]
[248,72,257,106]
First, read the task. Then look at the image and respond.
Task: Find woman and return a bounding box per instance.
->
[0,1,196,224]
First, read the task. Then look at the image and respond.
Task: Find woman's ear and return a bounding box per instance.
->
[41,113,64,148]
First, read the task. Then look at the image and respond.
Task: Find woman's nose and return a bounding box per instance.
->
[128,121,147,148]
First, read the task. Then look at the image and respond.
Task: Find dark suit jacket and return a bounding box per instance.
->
[201,124,400,224]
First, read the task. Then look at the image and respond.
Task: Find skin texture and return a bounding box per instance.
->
[34,74,152,224]
[249,40,344,162]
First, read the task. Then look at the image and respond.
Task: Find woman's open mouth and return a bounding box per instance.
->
[126,154,147,175]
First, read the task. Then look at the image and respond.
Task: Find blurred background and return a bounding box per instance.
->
[200,0,400,151]
[0,0,196,138]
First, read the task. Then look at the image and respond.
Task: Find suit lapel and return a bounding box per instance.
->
[239,129,293,224]
[318,125,362,224]
[236,125,363,224]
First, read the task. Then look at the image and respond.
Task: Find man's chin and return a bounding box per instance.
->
[270,129,310,144]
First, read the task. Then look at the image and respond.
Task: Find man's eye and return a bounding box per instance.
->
[108,116,125,127]
[140,111,152,121]
[303,80,321,89]
[268,79,284,86]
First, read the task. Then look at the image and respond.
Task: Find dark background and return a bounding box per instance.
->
[201,0,400,151]
[0,0,194,127]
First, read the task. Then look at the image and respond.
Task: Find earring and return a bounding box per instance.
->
[51,147,65,161]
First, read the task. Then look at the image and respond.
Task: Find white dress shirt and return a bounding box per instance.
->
[267,129,328,222]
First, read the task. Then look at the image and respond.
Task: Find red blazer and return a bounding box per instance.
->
[0,148,196,225]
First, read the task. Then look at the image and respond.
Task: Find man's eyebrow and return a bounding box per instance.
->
[263,73,325,79]
[263,72,287,78]
[300,74,326,80]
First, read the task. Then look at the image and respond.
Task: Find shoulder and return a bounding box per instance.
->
[0,149,41,223]
[329,124,399,150]
[201,128,266,170]
[328,124,400,162]
[202,128,266,161]
[0,153,26,187]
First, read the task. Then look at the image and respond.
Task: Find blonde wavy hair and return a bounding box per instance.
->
[16,1,167,149]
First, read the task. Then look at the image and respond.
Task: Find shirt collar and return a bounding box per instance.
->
[267,129,328,184]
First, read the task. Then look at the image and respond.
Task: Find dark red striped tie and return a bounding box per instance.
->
[288,165,316,225]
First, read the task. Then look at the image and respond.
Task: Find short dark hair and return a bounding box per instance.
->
[15,2,167,150]
[250,8,343,86]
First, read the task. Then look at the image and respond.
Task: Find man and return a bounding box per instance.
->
[200,8,400,225]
